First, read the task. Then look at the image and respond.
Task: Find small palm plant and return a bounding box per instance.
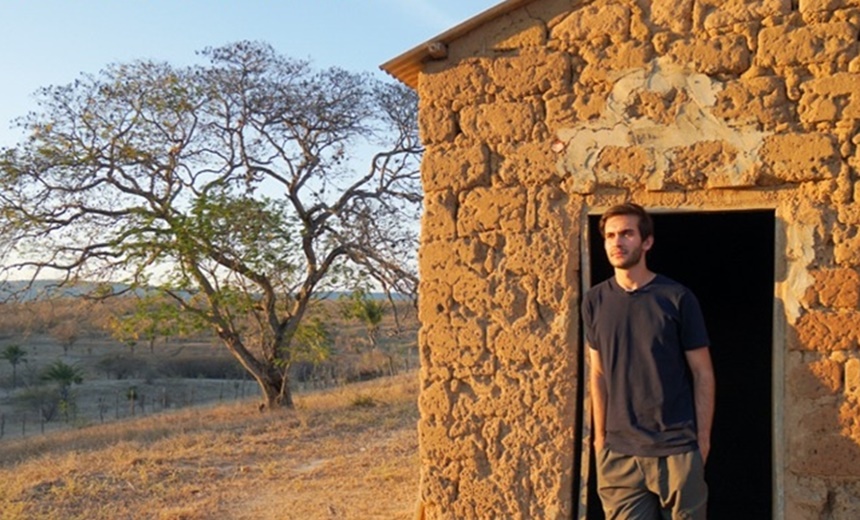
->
[41,361,84,421]
[340,289,385,350]
[1,344,27,388]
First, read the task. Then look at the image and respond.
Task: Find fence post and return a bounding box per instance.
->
[98,397,106,423]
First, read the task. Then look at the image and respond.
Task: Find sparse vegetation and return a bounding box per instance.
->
[0,372,420,519]
[0,278,419,517]
[0,293,418,440]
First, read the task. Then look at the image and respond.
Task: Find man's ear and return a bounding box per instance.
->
[642,235,654,252]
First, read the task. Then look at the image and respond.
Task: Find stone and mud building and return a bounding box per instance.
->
[382,0,860,518]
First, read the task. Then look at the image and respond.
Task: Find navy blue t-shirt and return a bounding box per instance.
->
[582,274,710,456]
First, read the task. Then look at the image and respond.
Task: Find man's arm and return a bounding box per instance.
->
[685,347,715,462]
[588,347,608,451]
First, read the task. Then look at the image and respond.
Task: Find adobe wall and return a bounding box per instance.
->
[415,0,860,518]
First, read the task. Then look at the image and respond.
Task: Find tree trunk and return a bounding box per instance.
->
[255,372,294,410]
[220,336,295,410]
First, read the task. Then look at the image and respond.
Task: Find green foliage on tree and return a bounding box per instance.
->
[107,293,198,354]
[1,344,27,387]
[291,316,333,365]
[0,41,421,409]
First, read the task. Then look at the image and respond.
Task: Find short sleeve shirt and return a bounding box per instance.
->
[582,274,710,456]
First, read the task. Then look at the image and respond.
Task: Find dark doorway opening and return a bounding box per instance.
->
[582,210,775,519]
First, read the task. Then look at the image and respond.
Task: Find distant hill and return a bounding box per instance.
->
[0,279,410,302]
[0,279,129,301]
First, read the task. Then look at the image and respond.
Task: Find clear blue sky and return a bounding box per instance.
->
[0,0,499,148]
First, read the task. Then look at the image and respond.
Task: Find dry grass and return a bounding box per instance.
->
[0,372,420,520]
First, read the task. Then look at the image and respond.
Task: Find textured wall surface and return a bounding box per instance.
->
[414,0,860,518]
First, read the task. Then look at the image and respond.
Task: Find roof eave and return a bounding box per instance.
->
[380,0,538,89]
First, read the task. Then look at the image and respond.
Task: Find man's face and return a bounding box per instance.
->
[603,214,653,269]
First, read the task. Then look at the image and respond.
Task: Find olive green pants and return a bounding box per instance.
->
[596,448,707,520]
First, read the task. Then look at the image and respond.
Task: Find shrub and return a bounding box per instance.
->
[340,350,390,383]
[14,386,61,422]
[97,354,148,380]
[351,394,377,408]
[156,357,244,379]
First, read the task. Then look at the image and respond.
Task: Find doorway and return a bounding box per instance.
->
[581,210,775,518]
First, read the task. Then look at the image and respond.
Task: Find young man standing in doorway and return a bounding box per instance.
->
[582,203,715,520]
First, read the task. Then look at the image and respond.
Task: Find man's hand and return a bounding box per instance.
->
[593,434,606,452]
[686,347,715,466]
[698,437,710,464]
[588,348,608,456]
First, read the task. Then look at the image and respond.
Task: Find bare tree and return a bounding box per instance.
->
[49,320,80,355]
[0,41,421,409]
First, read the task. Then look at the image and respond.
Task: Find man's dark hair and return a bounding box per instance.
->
[599,202,654,240]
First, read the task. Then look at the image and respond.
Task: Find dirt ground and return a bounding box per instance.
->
[0,371,421,520]
[0,310,422,519]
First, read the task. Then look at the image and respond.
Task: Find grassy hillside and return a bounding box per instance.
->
[0,294,419,439]
[0,371,420,520]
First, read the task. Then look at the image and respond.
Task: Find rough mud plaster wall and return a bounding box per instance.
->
[414,0,860,518]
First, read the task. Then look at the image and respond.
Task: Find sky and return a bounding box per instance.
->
[0,0,500,148]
